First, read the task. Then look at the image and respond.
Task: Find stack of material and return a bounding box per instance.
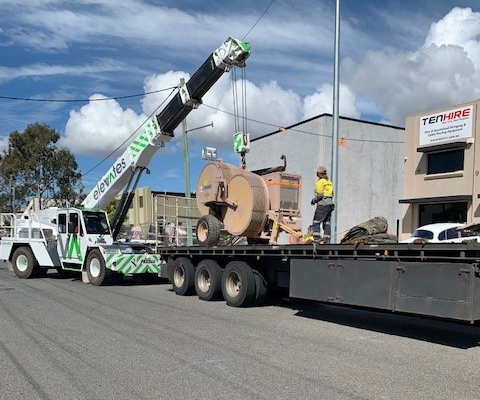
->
[340,217,397,244]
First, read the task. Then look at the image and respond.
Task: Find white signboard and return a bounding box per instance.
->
[419,105,473,146]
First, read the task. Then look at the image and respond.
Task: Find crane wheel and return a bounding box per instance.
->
[86,249,112,286]
[172,257,195,295]
[12,247,38,279]
[195,259,222,301]
[196,215,221,246]
[222,261,255,307]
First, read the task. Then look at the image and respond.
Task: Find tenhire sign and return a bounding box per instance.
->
[419,105,473,146]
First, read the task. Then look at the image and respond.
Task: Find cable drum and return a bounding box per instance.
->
[224,172,269,236]
[196,162,243,215]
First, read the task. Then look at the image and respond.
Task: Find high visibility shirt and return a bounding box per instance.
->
[314,178,333,198]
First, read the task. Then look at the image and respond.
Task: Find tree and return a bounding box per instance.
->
[0,123,83,211]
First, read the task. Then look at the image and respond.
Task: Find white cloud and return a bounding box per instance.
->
[0,136,9,153]
[303,83,360,120]
[62,69,361,155]
[343,7,480,125]
[141,71,189,116]
[61,94,147,156]
[62,71,310,155]
[0,59,128,81]
[425,7,480,67]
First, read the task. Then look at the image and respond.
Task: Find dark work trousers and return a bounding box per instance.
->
[312,203,334,237]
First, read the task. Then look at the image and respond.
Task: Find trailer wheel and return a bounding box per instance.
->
[253,269,268,305]
[196,215,221,246]
[195,259,222,301]
[222,261,255,307]
[12,247,38,279]
[172,257,195,295]
[86,249,112,286]
[166,257,175,284]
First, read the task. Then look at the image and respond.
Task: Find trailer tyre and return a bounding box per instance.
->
[86,249,112,286]
[222,261,255,307]
[253,269,268,305]
[172,257,195,295]
[195,259,222,301]
[12,247,38,279]
[196,215,221,246]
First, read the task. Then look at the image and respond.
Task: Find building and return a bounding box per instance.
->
[248,113,405,240]
[401,100,480,237]
[125,187,200,244]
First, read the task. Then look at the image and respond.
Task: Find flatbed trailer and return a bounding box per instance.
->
[157,242,480,323]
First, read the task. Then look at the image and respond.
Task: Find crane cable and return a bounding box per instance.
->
[231,65,249,168]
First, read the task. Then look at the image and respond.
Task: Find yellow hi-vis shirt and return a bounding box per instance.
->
[314,178,333,198]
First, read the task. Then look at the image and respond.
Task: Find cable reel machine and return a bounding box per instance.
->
[196,64,303,246]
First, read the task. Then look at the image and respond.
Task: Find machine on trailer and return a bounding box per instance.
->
[195,151,303,246]
[0,36,251,285]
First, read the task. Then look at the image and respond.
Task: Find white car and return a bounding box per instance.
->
[401,223,466,243]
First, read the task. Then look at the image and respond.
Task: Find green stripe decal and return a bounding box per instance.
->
[119,255,134,272]
[133,263,144,274]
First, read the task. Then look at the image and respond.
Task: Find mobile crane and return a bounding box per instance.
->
[0,36,251,285]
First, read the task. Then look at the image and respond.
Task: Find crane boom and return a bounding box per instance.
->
[81,37,251,216]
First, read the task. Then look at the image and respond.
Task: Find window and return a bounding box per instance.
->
[69,213,81,235]
[438,228,460,241]
[427,149,464,174]
[58,214,67,233]
[412,229,434,240]
[84,211,110,235]
[139,195,144,208]
[419,202,467,226]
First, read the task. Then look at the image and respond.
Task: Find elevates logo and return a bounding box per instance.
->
[93,158,127,201]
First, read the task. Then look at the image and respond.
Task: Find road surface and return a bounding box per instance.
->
[1,265,480,399]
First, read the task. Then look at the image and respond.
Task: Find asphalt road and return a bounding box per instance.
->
[1,265,480,400]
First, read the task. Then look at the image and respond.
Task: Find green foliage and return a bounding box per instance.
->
[0,122,83,211]
[105,197,129,225]
[105,197,119,223]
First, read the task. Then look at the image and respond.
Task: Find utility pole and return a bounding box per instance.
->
[330,0,340,243]
[180,78,193,246]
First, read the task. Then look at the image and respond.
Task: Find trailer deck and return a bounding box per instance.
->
[157,243,480,322]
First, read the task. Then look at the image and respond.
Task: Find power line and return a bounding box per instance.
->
[202,103,405,144]
[0,86,179,103]
[81,87,177,177]
[242,0,277,40]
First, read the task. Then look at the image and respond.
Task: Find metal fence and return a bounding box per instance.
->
[154,194,200,247]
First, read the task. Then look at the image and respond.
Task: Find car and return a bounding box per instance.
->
[401,223,466,243]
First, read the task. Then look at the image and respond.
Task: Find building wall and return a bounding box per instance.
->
[248,114,405,240]
[402,100,480,236]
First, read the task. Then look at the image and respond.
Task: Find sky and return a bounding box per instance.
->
[1,0,480,195]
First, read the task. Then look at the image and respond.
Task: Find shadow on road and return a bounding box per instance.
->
[268,295,480,349]
[45,271,170,286]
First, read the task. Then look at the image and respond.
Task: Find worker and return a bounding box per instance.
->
[311,166,334,242]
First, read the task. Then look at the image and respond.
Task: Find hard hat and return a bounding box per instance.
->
[316,166,327,175]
